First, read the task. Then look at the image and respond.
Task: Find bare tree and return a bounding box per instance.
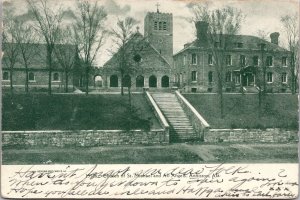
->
[191,4,244,118]
[281,13,299,94]
[110,17,138,96]
[256,29,269,40]
[54,27,77,93]
[27,0,64,95]
[2,7,19,95]
[14,19,39,93]
[72,0,107,95]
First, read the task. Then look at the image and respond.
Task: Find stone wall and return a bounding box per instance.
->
[175,91,210,140]
[205,128,298,143]
[2,129,169,148]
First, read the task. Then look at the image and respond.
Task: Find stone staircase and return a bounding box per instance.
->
[151,93,197,142]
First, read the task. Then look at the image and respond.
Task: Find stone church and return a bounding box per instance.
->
[95,10,174,91]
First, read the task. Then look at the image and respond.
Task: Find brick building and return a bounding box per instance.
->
[173,21,292,93]
[2,43,77,92]
[95,10,173,91]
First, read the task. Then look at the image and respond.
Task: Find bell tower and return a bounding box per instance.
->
[144,5,173,65]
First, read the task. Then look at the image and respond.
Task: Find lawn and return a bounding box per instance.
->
[2,143,298,164]
[2,93,161,131]
[184,93,298,129]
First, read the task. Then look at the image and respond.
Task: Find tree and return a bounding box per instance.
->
[14,19,39,93]
[27,0,64,95]
[281,13,299,94]
[2,7,19,95]
[110,17,138,96]
[191,4,244,118]
[72,0,107,95]
[54,27,77,92]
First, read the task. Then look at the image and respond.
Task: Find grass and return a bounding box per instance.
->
[2,143,298,164]
[2,93,161,131]
[184,94,298,129]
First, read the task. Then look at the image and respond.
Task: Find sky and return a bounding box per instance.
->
[3,0,300,66]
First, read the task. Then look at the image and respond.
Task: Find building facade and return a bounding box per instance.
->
[2,43,76,93]
[93,10,173,91]
[173,21,292,93]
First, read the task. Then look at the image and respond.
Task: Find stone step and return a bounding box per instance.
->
[151,92,198,141]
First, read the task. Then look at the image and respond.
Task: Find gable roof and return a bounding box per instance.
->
[174,34,289,56]
[103,32,171,68]
[2,42,77,69]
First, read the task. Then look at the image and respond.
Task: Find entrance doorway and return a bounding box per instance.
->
[149,75,157,87]
[161,75,169,87]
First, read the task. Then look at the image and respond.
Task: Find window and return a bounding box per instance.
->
[158,22,162,30]
[154,21,158,30]
[53,72,59,81]
[240,55,246,66]
[266,56,273,66]
[267,72,273,83]
[191,71,197,81]
[183,55,187,65]
[214,42,220,48]
[235,74,241,84]
[282,57,287,66]
[2,71,9,80]
[237,42,243,48]
[281,73,287,83]
[163,22,167,30]
[208,71,213,83]
[253,56,259,66]
[191,53,197,65]
[226,55,232,66]
[225,71,232,82]
[208,54,213,65]
[28,72,35,81]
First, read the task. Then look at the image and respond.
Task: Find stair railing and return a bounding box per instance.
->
[144,91,170,142]
[175,91,210,140]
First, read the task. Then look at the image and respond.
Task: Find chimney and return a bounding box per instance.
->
[270,32,280,45]
[195,21,208,45]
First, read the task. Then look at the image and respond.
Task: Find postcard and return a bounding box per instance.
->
[1,0,299,198]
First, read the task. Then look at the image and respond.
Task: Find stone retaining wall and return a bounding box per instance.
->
[2,129,169,148]
[175,91,210,140]
[205,128,298,143]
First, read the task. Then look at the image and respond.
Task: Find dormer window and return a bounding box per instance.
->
[237,42,243,48]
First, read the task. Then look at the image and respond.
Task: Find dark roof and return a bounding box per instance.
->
[103,32,171,68]
[2,43,77,69]
[175,34,289,56]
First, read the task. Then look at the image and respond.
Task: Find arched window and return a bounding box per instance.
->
[208,71,213,83]
[161,75,169,87]
[28,72,35,81]
[123,75,131,87]
[2,71,9,80]
[94,75,103,87]
[110,75,118,87]
[163,22,167,30]
[53,72,59,81]
[136,75,144,87]
[149,75,157,87]
[158,22,162,30]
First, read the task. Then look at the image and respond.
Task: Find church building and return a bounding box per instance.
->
[98,9,174,91]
